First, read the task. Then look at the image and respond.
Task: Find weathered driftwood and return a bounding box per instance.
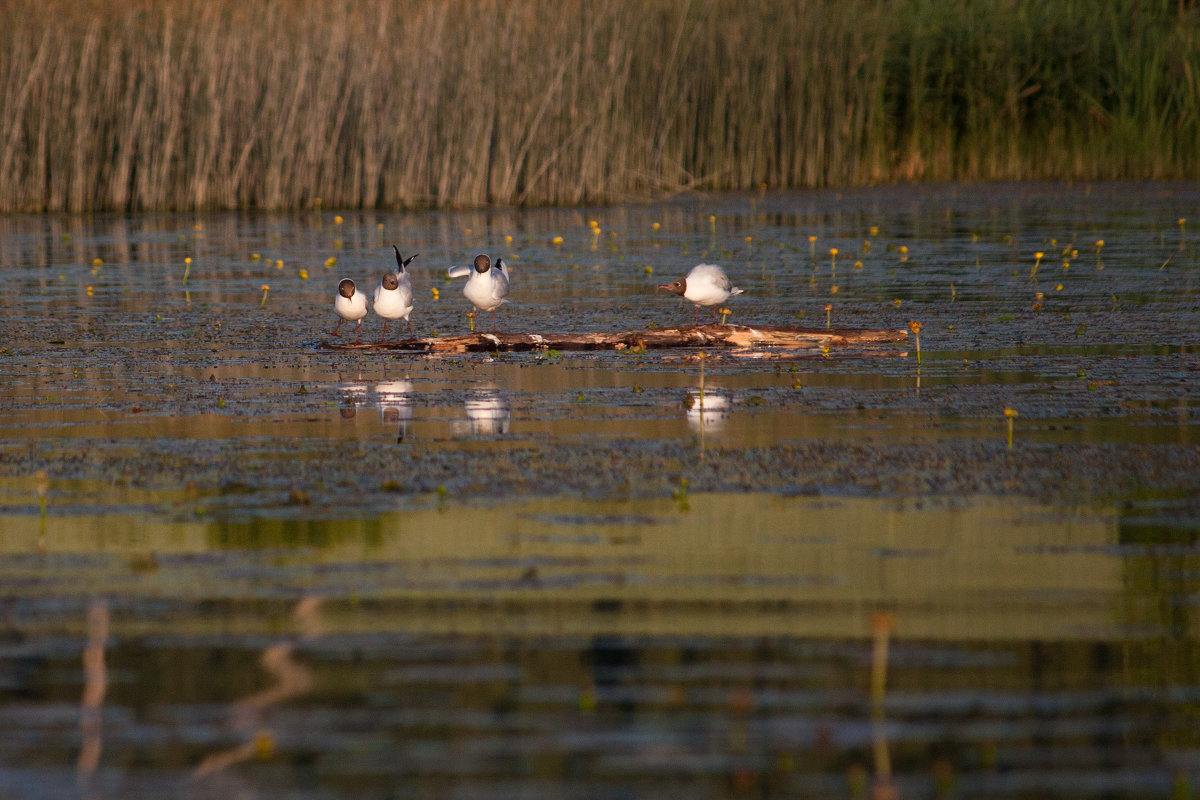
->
[321,324,909,354]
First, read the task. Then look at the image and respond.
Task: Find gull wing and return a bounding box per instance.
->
[447,265,471,279]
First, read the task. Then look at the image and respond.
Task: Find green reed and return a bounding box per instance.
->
[0,0,1196,212]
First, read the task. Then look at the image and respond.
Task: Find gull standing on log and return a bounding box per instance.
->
[331,278,368,342]
[374,246,418,340]
[447,254,510,332]
[659,263,744,325]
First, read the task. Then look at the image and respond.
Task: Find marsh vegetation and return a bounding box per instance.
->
[2,0,1198,212]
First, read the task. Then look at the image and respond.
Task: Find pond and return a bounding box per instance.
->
[1,182,1199,798]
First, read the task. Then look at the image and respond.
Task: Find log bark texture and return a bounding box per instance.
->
[321,324,909,354]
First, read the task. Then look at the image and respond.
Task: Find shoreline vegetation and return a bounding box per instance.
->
[1,0,1198,213]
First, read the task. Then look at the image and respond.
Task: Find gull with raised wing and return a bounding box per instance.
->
[658,263,744,325]
[331,278,368,342]
[447,254,510,332]
[374,246,418,340]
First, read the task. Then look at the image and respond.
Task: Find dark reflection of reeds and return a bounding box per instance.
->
[2,0,1197,213]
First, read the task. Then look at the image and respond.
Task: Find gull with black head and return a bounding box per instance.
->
[658,263,744,325]
[374,246,418,340]
[331,278,368,342]
[447,253,511,332]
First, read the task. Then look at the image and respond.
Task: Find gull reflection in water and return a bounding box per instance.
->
[453,390,510,437]
[375,380,414,442]
[338,380,368,419]
[686,389,731,435]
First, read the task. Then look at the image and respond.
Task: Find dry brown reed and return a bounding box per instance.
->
[1,0,1197,212]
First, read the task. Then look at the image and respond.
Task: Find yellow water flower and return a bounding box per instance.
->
[1004,407,1018,449]
[254,732,275,760]
[909,321,922,363]
[299,269,309,280]
[325,257,336,267]
[334,215,344,225]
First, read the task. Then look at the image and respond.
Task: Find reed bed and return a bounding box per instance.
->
[1,0,1197,212]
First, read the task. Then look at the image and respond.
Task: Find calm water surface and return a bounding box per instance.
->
[1,182,1199,798]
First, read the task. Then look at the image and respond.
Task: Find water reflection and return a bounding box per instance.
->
[1,183,1199,798]
[686,389,731,435]
[870,612,897,800]
[77,599,108,798]
[337,380,368,419]
[375,380,414,442]
[2,494,1200,797]
[454,389,510,436]
[194,596,325,781]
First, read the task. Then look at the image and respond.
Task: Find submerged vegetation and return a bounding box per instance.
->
[1,0,1198,212]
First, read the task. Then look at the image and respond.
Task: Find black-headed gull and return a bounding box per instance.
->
[447,254,510,331]
[374,246,418,340]
[659,263,744,325]
[332,278,368,342]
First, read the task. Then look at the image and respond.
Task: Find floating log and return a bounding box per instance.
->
[321,324,910,354]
